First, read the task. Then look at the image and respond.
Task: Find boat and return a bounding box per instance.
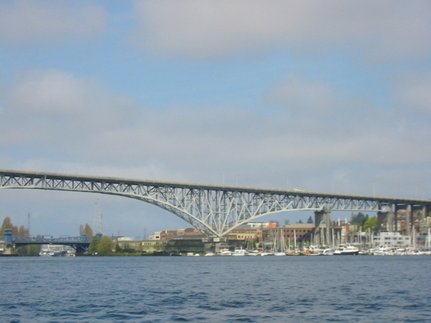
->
[232,248,246,256]
[334,245,359,255]
[320,248,335,256]
[272,228,287,256]
[246,250,260,256]
[218,248,232,256]
[39,245,68,257]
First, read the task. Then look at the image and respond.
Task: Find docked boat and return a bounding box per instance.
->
[334,245,359,255]
[39,245,70,257]
[232,248,246,256]
[218,248,232,256]
[320,248,335,256]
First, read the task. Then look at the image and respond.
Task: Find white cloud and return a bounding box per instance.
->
[131,0,431,60]
[266,75,345,113]
[0,0,107,44]
[396,72,431,112]
[1,69,430,197]
[2,70,134,146]
[1,69,430,236]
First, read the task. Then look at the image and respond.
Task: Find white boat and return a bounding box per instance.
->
[232,248,246,256]
[218,249,232,256]
[369,247,392,256]
[272,228,287,256]
[39,245,68,257]
[334,245,359,255]
[320,248,335,256]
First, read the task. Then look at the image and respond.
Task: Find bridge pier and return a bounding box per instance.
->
[394,204,399,232]
[314,209,332,246]
[406,205,412,236]
[377,210,386,231]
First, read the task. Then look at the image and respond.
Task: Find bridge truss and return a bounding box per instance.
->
[14,235,91,253]
[0,170,430,238]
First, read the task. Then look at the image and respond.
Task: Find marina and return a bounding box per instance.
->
[199,245,431,257]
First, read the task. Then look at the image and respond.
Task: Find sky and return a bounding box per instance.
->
[0,0,430,237]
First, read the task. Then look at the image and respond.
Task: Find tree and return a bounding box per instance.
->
[79,223,94,239]
[1,216,37,255]
[1,216,29,239]
[89,234,114,256]
[97,236,114,255]
[351,213,368,225]
[363,217,378,233]
[18,225,29,237]
[0,216,14,239]
[307,216,314,224]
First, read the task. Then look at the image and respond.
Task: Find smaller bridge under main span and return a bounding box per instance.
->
[13,235,91,254]
[0,169,430,238]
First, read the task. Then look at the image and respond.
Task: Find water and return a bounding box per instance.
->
[1,256,430,322]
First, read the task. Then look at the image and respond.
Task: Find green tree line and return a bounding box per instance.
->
[80,223,114,256]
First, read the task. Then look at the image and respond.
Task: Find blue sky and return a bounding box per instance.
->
[0,0,430,237]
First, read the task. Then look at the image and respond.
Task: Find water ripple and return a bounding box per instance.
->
[0,256,430,322]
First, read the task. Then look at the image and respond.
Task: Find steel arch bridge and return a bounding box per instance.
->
[0,169,430,238]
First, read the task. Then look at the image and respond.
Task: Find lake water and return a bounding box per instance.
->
[1,256,430,322]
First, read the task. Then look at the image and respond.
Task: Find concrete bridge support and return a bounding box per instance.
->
[386,210,395,232]
[407,205,413,236]
[394,204,399,232]
[377,210,389,232]
[314,209,332,246]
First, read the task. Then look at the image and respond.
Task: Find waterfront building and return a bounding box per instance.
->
[141,240,167,253]
[374,232,410,248]
[263,224,315,249]
[226,226,262,242]
[114,236,167,253]
[165,237,207,254]
[247,221,278,229]
[148,230,178,241]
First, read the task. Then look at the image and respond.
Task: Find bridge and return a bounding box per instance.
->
[0,169,430,238]
[13,235,91,253]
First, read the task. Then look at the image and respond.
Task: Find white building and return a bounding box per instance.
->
[375,232,410,248]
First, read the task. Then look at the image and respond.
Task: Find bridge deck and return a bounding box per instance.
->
[1,169,429,205]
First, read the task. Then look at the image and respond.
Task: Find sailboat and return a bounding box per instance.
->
[274,228,287,256]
